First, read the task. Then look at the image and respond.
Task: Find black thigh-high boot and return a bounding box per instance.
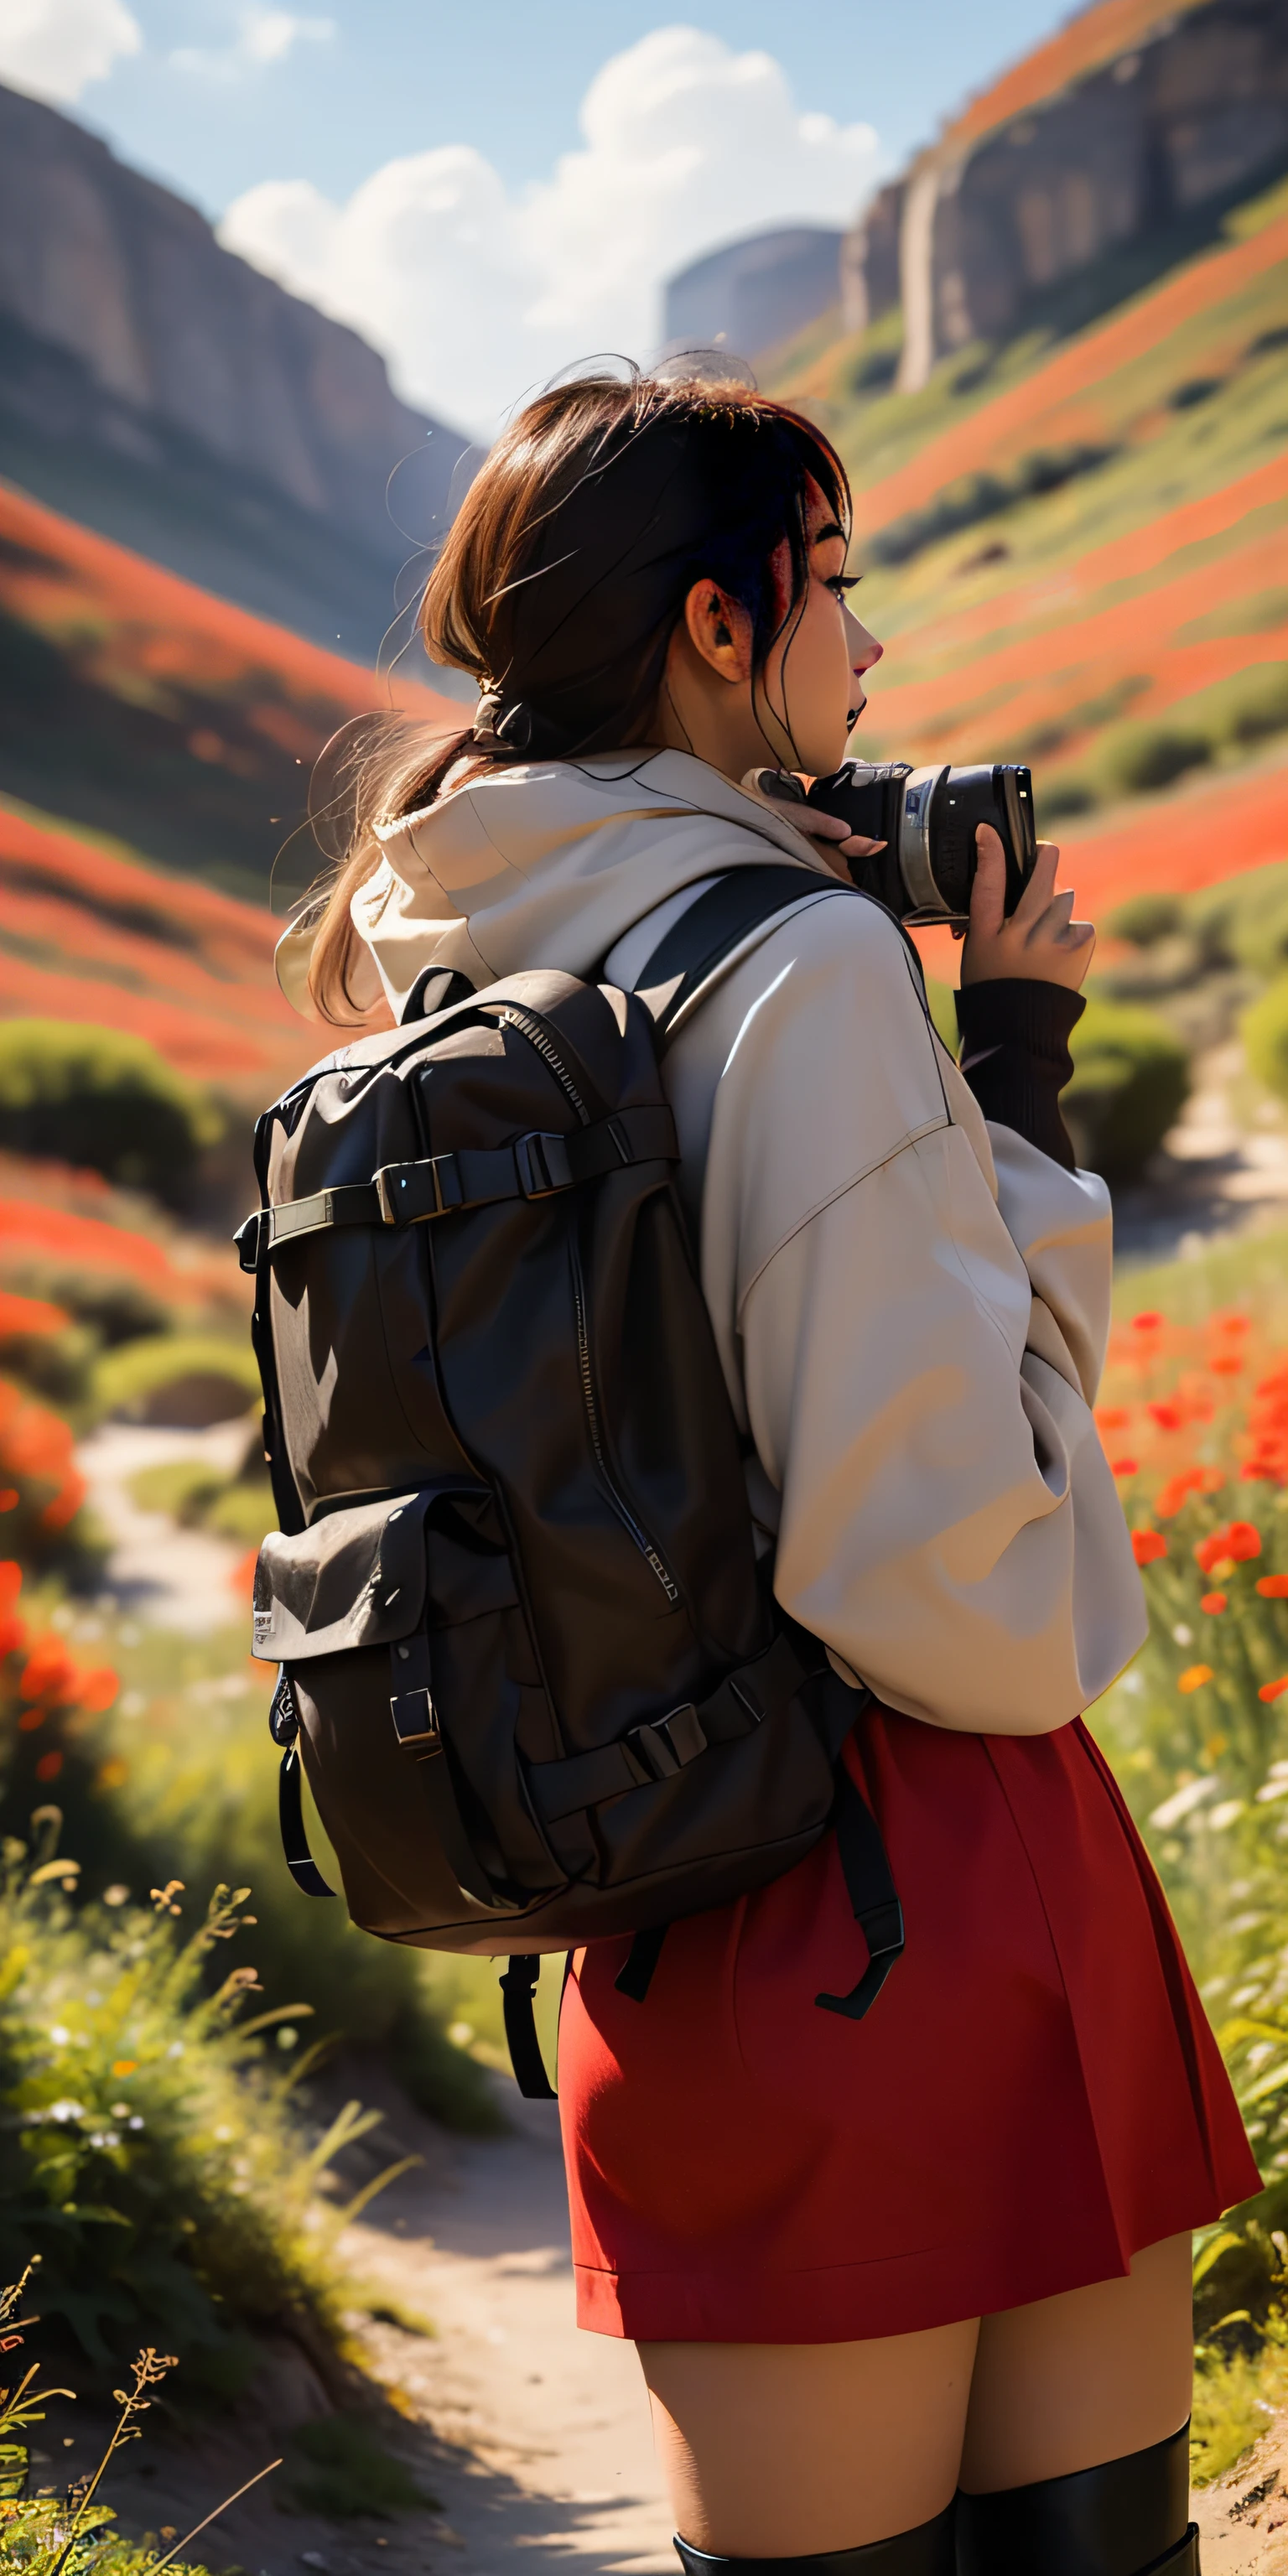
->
[954,2423,1197,2573]
[672,2506,958,2574]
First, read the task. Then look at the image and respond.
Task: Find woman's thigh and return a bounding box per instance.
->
[959,2232,1194,2495]
[637,2320,979,2555]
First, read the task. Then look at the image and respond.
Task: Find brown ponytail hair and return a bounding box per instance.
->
[306,365,849,1022]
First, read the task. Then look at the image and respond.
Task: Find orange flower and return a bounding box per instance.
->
[1111,1457,1139,1478]
[1209,1355,1244,1378]
[0,1562,19,1616]
[1096,1406,1131,1431]
[1259,1677,1288,1703]
[1132,1530,1167,1566]
[1258,1575,1288,1599]
[1179,1665,1214,1693]
[18,1707,46,1732]
[1211,1311,1251,1337]
[0,1489,17,1513]
[1201,1592,1228,1614]
[76,1667,119,1716]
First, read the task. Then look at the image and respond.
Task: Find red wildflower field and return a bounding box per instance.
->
[0,804,326,1099]
[850,209,1288,527]
[913,754,1288,983]
[0,482,462,740]
[0,1195,204,1303]
[868,496,1288,756]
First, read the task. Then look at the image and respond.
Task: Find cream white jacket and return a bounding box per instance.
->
[332,747,1145,1735]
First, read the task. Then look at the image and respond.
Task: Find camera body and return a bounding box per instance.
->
[799,760,1037,927]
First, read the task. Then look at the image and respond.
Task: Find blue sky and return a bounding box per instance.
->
[59,2,1079,221]
[4,1,1081,432]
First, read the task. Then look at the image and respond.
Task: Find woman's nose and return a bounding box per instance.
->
[846,611,883,673]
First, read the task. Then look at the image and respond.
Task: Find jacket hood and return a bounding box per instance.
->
[284,749,836,1021]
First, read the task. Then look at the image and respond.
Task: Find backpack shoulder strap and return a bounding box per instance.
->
[634,864,852,1051]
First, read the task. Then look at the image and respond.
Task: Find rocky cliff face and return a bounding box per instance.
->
[844,0,1288,391]
[0,82,478,662]
[663,228,845,361]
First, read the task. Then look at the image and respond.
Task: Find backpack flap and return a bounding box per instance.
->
[250,1489,560,1942]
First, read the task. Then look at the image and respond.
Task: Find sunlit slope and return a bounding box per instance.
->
[0,798,323,1102]
[0,480,465,901]
[770,177,1288,829]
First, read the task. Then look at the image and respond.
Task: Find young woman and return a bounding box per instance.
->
[301,371,1257,2573]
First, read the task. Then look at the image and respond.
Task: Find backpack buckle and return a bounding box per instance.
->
[626,1702,705,1780]
[235,1209,266,1272]
[390,1685,442,1756]
[514,1131,572,1198]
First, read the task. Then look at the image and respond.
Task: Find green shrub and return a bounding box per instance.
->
[0,1026,222,1208]
[128,1452,273,1550]
[1243,974,1288,1103]
[1064,993,1191,1181]
[923,979,958,1054]
[1037,776,1096,822]
[284,2416,434,2518]
[1106,892,1185,948]
[3,1616,500,2140]
[0,1833,365,2393]
[93,1337,260,1428]
[1098,724,1212,798]
[1225,662,1288,747]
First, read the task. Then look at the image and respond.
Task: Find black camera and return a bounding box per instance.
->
[758,761,1037,927]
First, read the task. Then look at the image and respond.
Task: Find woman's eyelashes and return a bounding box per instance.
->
[826,574,861,599]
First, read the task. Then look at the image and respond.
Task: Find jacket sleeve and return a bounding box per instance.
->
[695,899,1145,1736]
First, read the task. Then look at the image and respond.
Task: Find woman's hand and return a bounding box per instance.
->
[960,823,1095,989]
[741,768,887,878]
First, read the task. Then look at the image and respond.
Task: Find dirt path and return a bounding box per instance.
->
[344,2088,672,2573]
[77,1419,245,1629]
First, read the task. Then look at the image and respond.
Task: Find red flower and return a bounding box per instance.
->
[1111,1457,1139,1478]
[0,1562,19,1616]
[1132,1530,1167,1566]
[1257,1574,1288,1598]
[1132,1312,1164,1332]
[1201,1592,1228,1614]
[34,1750,63,1782]
[1259,1678,1288,1703]
[1147,1402,1185,1431]
[1227,1522,1263,1561]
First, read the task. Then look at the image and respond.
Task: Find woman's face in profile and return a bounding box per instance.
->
[762,488,882,778]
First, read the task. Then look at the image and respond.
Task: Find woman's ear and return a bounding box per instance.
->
[683,580,751,685]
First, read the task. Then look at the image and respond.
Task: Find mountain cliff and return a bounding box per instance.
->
[0,81,479,665]
[843,0,1288,387]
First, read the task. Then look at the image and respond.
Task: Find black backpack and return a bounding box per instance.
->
[238,865,904,2095]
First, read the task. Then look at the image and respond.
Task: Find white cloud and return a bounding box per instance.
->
[172,8,335,80]
[0,0,141,103]
[218,25,880,436]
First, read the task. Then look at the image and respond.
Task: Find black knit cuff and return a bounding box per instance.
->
[953,980,1085,1171]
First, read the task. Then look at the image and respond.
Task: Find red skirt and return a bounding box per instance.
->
[558,1709,1259,2343]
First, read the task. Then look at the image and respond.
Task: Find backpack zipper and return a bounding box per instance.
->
[569,1239,680,1607]
[496,1007,592,1124]
[493,1004,679,1607]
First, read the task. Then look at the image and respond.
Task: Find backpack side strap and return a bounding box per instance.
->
[236,1101,678,1269]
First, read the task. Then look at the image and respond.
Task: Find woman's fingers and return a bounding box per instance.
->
[1010,839,1060,927]
[969,824,1008,937]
